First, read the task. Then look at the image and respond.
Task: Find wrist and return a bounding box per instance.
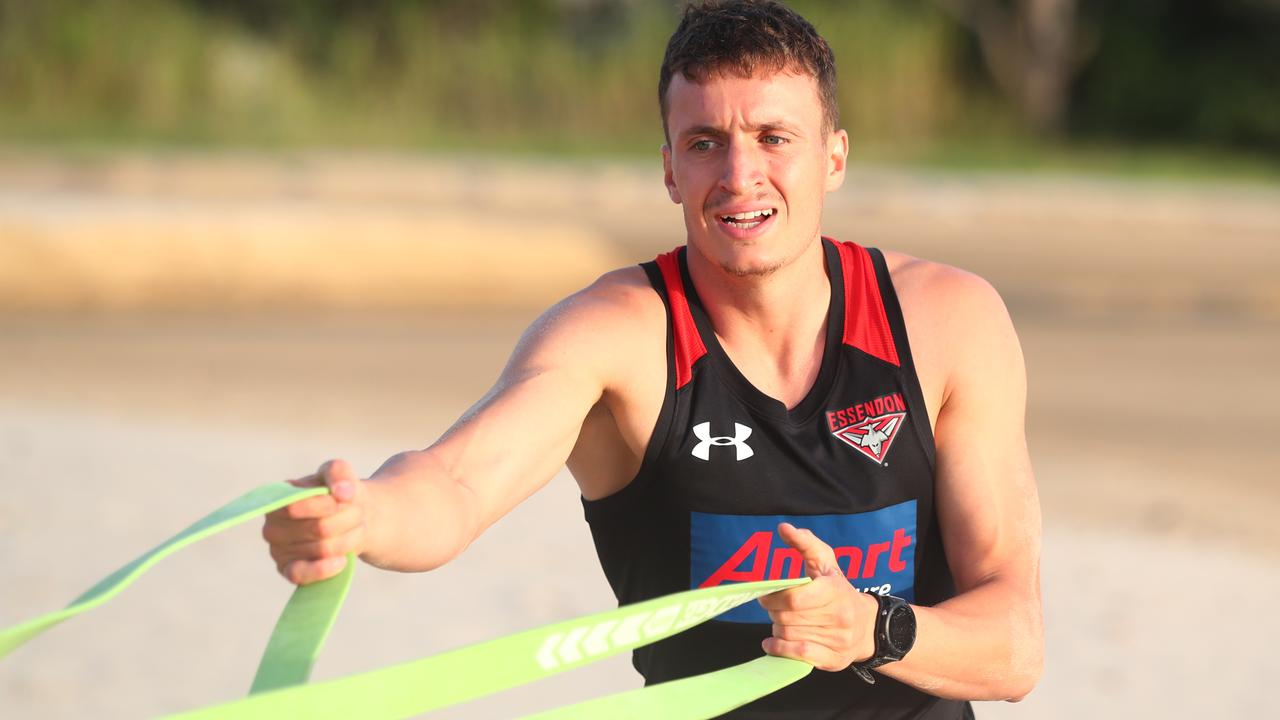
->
[355,479,389,567]
[849,593,917,684]
[852,591,880,663]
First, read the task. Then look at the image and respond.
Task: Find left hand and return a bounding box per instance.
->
[758,522,880,671]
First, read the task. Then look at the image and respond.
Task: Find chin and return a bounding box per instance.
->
[721,256,785,278]
[715,246,786,278]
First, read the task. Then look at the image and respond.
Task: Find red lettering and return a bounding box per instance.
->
[704,524,914,590]
[699,531,771,587]
[834,546,864,579]
[830,395,908,431]
[768,548,804,579]
[888,528,912,572]
[861,541,891,579]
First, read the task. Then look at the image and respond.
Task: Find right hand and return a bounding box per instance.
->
[263,458,369,585]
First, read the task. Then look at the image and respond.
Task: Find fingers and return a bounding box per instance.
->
[267,516,365,586]
[776,522,840,578]
[764,605,835,627]
[280,556,350,586]
[323,459,359,502]
[268,493,340,522]
[768,622,855,668]
[771,621,827,639]
[764,586,880,672]
[755,525,841,613]
[277,459,360,515]
[266,459,363,526]
[761,636,847,672]
[268,525,365,568]
[758,572,840,612]
[263,501,364,546]
[265,458,366,585]
[759,527,880,672]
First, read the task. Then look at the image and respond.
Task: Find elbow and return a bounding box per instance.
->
[1000,637,1043,702]
[962,657,1040,703]
[1002,664,1041,703]
[933,655,1040,703]
[1000,594,1044,702]
[961,613,1042,702]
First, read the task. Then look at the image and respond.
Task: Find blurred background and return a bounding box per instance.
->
[1,1,1277,718]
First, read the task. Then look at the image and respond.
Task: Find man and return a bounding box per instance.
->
[262,1,1043,717]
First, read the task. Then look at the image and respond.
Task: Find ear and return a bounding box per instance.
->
[824,129,849,193]
[661,144,682,204]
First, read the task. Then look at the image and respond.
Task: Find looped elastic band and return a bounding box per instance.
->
[0,482,813,718]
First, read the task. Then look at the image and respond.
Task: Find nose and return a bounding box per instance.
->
[718,139,764,196]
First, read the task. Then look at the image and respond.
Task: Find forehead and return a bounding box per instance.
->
[665,70,823,136]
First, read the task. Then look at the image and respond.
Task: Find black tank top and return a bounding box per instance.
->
[582,238,971,719]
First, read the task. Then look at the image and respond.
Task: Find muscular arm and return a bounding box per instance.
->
[360,270,662,572]
[358,318,605,572]
[876,265,1044,700]
[265,268,657,581]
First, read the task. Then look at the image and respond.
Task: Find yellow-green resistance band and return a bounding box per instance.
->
[0,482,814,718]
[0,483,330,663]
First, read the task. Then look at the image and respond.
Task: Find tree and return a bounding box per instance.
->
[935,0,1094,135]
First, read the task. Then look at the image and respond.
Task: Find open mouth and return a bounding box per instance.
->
[717,208,775,230]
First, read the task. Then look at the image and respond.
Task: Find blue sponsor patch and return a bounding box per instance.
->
[690,501,917,623]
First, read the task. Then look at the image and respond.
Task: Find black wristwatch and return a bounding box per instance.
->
[849,593,916,684]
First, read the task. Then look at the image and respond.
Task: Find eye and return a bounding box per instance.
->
[762,135,788,145]
[691,139,717,152]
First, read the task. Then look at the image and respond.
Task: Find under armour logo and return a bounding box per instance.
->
[691,422,754,461]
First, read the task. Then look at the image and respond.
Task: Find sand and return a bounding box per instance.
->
[1,154,1278,718]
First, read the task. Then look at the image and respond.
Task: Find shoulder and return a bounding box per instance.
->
[508,264,666,379]
[880,250,1023,403]
[882,250,1010,325]
[532,265,664,339]
[577,264,665,315]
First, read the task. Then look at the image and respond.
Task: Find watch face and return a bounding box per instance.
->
[886,604,917,655]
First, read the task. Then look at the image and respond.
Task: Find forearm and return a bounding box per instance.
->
[358,449,481,573]
[878,577,1042,701]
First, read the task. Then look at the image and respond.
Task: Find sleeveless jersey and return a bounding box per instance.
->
[582,238,971,719]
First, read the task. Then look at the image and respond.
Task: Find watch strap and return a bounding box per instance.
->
[849,593,912,684]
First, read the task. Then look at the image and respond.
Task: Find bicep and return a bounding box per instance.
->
[424,300,614,533]
[931,278,1041,594]
[434,365,601,532]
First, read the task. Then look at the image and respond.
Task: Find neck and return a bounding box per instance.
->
[686,238,832,407]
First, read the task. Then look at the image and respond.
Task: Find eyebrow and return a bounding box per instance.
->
[679,120,798,139]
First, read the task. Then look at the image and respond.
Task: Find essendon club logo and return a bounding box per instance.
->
[827,392,907,465]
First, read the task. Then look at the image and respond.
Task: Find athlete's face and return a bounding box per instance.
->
[662,70,848,278]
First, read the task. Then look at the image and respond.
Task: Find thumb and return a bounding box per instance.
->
[777,522,841,579]
[316,458,359,503]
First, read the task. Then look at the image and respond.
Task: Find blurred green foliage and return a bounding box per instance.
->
[0,0,1276,176]
[1073,0,1280,152]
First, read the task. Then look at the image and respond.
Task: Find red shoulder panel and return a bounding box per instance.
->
[655,249,707,389]
[833,239,900,367]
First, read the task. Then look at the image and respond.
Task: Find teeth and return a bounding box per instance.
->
[721,209,774,223]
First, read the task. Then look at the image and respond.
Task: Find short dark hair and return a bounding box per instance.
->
[658,0,839,141]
